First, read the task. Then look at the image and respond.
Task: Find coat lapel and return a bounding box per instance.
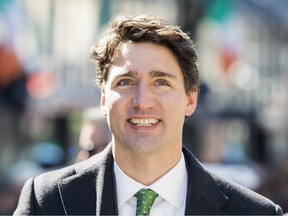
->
[96,148,118,215]
[183,147,228,215]
[58,169,97,215]
[57,144,228,215]
[58,145,118,215]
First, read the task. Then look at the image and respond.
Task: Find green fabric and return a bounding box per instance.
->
[134,189,158,216]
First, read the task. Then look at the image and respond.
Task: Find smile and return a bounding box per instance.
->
[128,118,160,126]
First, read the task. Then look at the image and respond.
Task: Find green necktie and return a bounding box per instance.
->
[134,188,159,216]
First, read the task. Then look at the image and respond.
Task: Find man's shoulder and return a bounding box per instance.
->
[210,172,283,214]
[33,145,111,191]
[211,171,272,203]
[14,146,114,215]
[182,147,282,214]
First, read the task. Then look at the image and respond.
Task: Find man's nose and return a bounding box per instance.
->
[132,83,155,110]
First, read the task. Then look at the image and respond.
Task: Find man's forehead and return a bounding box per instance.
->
[120,41,133,54]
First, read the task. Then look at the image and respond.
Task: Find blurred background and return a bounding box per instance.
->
[0,0,288,214]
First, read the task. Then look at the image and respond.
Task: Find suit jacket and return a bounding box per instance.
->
[14,144,283,215]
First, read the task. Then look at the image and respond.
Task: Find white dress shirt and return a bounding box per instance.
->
[114,153,188,215]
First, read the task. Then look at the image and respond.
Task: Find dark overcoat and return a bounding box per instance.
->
[13,144,283,215]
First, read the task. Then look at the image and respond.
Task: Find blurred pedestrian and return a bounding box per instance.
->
[14,14,283,215]
[75,107,111,162]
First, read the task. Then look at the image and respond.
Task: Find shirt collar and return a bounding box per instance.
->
[114,153,188,209]
[114,161,143,207]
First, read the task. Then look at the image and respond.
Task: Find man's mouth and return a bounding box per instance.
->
[128,118,160,127]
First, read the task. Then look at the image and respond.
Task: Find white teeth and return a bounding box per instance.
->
[129,118,159,126]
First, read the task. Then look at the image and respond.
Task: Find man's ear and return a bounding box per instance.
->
[101,93,107,116]
[185,91,198,117]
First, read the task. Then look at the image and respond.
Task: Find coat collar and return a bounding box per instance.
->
[58,144,118,215]
[183,147,228,215]
[58,144,228,215]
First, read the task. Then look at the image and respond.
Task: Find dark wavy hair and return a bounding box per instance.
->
[90,14,199,94]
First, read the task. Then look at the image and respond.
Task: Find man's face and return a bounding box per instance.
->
[101,42,197,154]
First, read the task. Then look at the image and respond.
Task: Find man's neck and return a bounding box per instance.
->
[113,145,182,186]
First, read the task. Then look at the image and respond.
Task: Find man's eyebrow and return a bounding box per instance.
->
[113,70,176,79]
[151,71,177,79]
[114,70,135,79]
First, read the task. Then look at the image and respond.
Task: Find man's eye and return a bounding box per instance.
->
[154,79,169,86]
[117,79,135,86]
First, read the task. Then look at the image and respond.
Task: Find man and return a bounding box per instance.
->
[75,107,111,162]
[14,14,282,215]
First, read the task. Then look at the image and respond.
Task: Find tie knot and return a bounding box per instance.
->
[134,189,158,216]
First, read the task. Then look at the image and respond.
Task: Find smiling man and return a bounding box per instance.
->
[14,15,282,215]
